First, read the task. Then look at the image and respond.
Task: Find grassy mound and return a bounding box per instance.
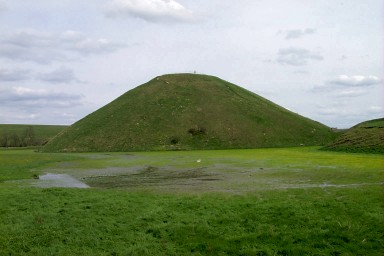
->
[323,118,384,154]
[43,74,336,152]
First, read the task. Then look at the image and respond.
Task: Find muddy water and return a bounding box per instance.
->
[33,173,89,188]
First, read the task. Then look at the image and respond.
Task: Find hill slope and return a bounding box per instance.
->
[323,118,384,154]
[43,74,336,152]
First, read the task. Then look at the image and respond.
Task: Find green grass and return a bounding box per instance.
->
[43,74,337,152]
[0,149,79,182]
[1,187,382,255]
[1,148,383,255]
[323,118,384,154]
[0,124,67,147]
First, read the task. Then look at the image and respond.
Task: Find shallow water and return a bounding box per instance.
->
[33,173,89,188]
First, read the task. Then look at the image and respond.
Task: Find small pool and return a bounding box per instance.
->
[34,173,89,188]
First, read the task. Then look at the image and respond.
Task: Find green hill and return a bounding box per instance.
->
[43,74,336,152]
[323,118,384,154]
[0,124,67,147]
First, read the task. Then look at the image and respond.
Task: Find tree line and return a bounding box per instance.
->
[0,126,42,147]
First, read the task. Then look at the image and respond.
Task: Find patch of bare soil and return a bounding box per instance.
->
[83,166,221,190]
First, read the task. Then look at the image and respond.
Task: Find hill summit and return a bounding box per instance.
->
[43,74,336,152]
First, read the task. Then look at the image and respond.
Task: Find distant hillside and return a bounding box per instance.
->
[323,118,384,154]
[43,74,337,152]
[0,124,67,147]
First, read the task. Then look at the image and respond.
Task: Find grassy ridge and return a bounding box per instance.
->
[323,118,384,154]
[0,148,383,255]
[43,74,336,152]
[0,124,67,147]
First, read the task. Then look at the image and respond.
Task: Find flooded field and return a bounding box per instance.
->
[25,147,383,193]
[1,147,383,255]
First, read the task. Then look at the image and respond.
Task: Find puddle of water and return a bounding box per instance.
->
[278,182,383,190]
[33,173,89,188]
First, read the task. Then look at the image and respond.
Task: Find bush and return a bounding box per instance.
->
[188,126,206,136]
[170,137,179,144]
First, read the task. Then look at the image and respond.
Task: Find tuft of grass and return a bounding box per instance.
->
[42,74,337,152]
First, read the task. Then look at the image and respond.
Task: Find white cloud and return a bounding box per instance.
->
[315,103,384,128]
[367,105,383,115]
[0,67,79,84]
[61,30,122,55]
[106,0,195,23]
[285,28,316,39]
[0,2,6,13]
[329,75,381,87]
[334,89,367,98]
[0,68,31,81]
[312,75,382,93]
[316,106,345,117]
[37,67,77,84]
[0,29,124,64]
[0,111,41,123]
[277,47,323,66]
[311,75,382,101]
[0,86,84,108]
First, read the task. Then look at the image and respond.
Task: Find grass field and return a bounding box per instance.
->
[0,148,383,255]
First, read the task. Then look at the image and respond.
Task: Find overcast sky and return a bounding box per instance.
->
[0,0,383,128]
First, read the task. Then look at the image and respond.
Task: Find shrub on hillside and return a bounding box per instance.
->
[188,126,206,136]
